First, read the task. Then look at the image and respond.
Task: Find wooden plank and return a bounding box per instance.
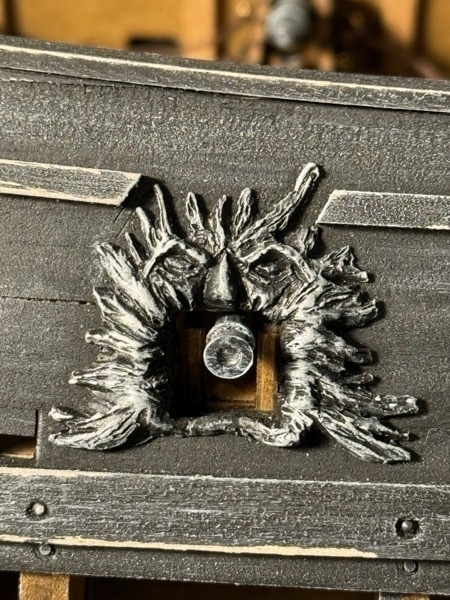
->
[317,191,450,230]
[0,466,450,561]
[2,546,450,595]
[14,0,181,50]
[0,195,132,302]
[221,0,270,65]
[0,409,36,437]
[20,573,69,600]
[0,299,97,410]
[422,0,450,75]
[19,573,85,600]
[0,81,446,485]
[255,325,278,412]
[0,36,448,113]
[0,159,141,205]
[244,0,270,65]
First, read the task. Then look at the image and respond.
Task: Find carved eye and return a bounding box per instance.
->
[253,261,281,277]
[251,253,288,278]
[163,255,201,275]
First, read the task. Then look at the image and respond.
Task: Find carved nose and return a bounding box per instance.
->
[203,253,240,310]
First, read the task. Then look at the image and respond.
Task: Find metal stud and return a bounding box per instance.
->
[203,315,255,379]
[27,501,48,518]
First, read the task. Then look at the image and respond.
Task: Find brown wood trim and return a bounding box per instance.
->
[255,325,278,412]
[19,573,85,600]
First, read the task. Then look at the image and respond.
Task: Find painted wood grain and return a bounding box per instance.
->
[2,544,450,595]
[0,410,36,437]
[0,195,133,302]
[0,36,448,113]
[0,33,447,590]
[0,466,449,561]
[255,325,278,412]
[0,159,141,205]
[317,191,450,230]
[0,79,446,484]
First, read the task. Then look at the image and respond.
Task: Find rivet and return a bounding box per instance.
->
[395,518,419,537]
[38,543,54,557]
[403,560,418,574]
[401,519,418,535]
[27,501,48,518]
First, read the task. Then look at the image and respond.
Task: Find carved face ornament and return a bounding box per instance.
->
[50,163,419,463]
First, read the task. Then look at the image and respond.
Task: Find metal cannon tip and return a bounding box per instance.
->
[203,315,255,380]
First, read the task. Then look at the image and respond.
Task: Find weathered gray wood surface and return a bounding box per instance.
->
[0,299,97,411]
[317,191,450,230]
[0,410,36,437]
[0,159,141,205]
[0,196,134,302]
[0,37,448,588]
[0,467,449,561]
[0,36,448,114]
[0,68,447,483]
[0,547,448,595]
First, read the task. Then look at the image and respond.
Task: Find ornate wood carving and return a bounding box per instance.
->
[50,163,418,462]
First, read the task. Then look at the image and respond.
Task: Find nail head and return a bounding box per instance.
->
[38,543,54,557]
[403,560,418,574]
[28,501,47,518]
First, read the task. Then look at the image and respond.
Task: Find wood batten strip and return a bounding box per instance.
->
[0,37,448,113]
[0,466,449,560]
[317,190,450,230]
[0,159,141,205]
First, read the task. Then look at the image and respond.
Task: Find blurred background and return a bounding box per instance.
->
[0,0,449,78]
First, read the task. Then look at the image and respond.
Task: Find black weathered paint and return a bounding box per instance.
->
[0,36,448,592]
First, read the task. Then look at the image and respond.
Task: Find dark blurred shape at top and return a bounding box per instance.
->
[265,0,312,53]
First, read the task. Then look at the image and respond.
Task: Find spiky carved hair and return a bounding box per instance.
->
[50,164,418,462]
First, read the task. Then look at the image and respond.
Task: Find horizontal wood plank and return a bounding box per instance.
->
[0,159,141,205]
[0,298,97,410]
[0,467,449,561]
[0,410,36,437]
[0,195,133,302]
[0,36,448,114]
[317,191,450,230]
[2,545,450,595]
